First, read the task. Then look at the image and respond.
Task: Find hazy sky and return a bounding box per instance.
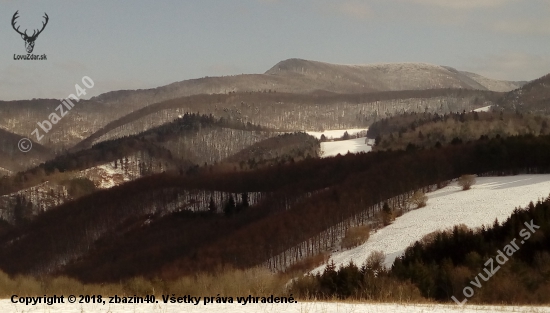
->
[1,0,549,100]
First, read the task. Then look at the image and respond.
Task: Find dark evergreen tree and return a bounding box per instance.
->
[208,197,217,213]
[224,195,236,216]
[241,192,249,208]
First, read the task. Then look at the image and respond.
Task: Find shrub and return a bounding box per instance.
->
[365,250,385,270]
[341,225,371,249]
[409,191,428,209]
[458,174,476,190]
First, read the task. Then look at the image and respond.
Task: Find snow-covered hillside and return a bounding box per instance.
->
[2,300,549,312]
[314,175,550,273]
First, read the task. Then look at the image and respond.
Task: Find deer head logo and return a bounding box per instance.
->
[11,11,49,53]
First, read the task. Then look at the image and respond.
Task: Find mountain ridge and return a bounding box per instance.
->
[89,58,525,113]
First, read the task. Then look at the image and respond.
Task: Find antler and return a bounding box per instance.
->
[29,13,49,39]
[11,10,27,37]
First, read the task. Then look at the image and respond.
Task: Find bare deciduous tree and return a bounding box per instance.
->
[409,190,428,209]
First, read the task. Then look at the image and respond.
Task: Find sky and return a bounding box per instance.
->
[1,0,550,101]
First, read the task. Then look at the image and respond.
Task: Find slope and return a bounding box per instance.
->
[497,73,550,114]
[313,174,550,273]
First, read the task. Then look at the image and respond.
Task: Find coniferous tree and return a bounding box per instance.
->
[241,192,249,208]
[224,195,236,216]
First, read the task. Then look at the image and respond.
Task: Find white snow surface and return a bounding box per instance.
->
[2,300,549,313]
[314,175,550,273]
[320,137,372,158]
[80,164,131,189]
[473,106,492,112]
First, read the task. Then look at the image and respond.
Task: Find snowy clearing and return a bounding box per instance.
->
[321,137,373,158]
[314,174,550,273]
[306,129,367,140]
[304,128,373,158]
[0,167,11,176]
[2,300,549,313]
[80,164,131,189]
[473,106,492,112]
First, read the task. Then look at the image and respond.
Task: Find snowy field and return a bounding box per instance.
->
[314,174,550,272]
[306,129,367,140]
[2,300,549,313]
[320,137,373,158]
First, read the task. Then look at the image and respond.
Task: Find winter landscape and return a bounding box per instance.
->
[3,1,550,313]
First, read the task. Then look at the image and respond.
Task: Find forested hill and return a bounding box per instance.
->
[1,134,550,282]
[367,111,550,151]
[497,73,550,114]
[91,59,522,116]
[0,128,53,172]
[0,113,282,196]
[74,89,502,151]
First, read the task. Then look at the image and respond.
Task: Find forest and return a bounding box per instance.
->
[0,134,549,286]
[367,111,550,151]
[0,113,320,221]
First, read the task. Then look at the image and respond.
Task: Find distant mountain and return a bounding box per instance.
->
[268,59,525,92]
[0,99,122,151]
[91,58,522,114]
[0,59,525,170]
[458,71,526,93]
[497,73,550,114]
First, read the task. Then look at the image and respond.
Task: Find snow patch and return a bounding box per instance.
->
[0,167,12,176]
[473,105,492,112]
[79,164,130,189]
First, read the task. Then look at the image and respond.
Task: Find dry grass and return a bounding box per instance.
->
[284,252,330,276]
[0,267,288,298]
[166,267,286,296]
[341,225,371,249]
